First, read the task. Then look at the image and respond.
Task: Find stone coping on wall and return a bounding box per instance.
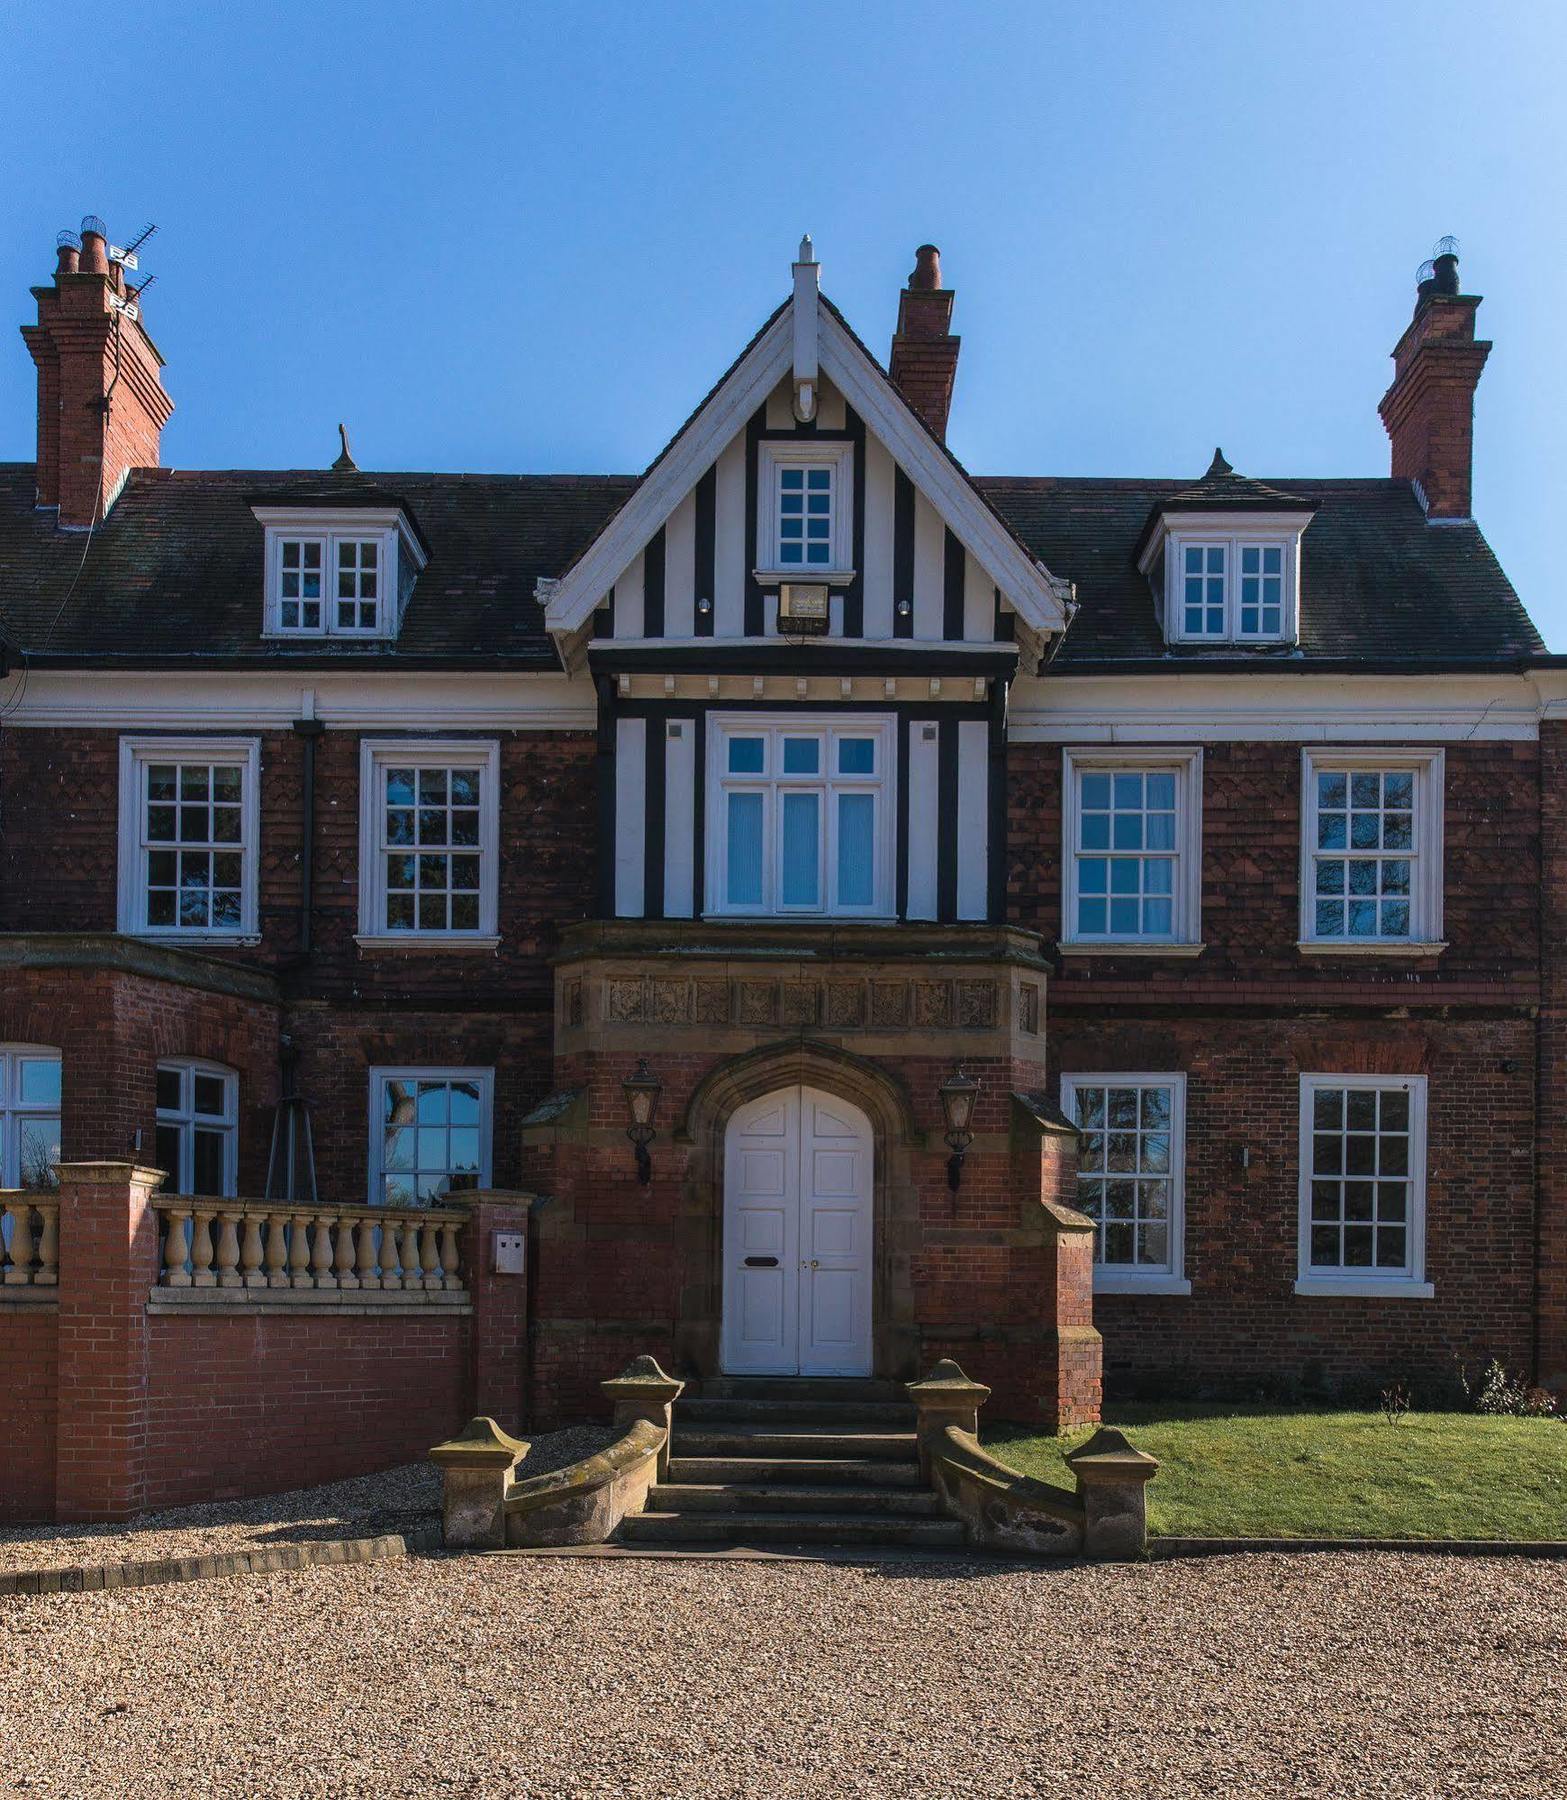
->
[147,1288,473,1318]
[0,1530,432,1597]
[0,931,280,1004]
[554,918,1053,969]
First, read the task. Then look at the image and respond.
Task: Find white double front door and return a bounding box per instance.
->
[720,1085,873,1377]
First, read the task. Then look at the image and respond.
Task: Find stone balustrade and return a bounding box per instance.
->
[155,1199,467,1294]
[0,1194,60,1287]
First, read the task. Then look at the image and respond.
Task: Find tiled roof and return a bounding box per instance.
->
[0,460,1542,669]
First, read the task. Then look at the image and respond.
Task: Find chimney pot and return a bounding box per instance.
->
[78,216,109,275]
[910,244,942,290]
[54,231,80,276]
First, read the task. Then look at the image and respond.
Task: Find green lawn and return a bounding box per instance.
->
[990,1405,1567,1541]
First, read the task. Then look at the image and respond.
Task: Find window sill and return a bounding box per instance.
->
[1294,1277,1434,1300]
[752,568,857,588]
[1058,941,1206,959]
[1296,940,1447,958]
[1094,1273,1192,1297]
[354,934,501,953]
[700,914,899,927]
[123,930,261,948]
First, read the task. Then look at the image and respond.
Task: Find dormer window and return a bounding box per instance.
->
[755,441,855,582]
[253,505,427,641]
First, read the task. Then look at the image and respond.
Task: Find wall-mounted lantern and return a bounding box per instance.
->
[622,1057,662,1186]
[938,1066,980,1192]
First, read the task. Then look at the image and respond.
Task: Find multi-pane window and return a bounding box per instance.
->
[1062,1074,1187,1290]
[1299,1076,1427,1291]
[370,1069,493,1206]
[0,1048,61,1190]
[778,466,833,568]
[1182,545,1226,636]
[1062,750,1202,947]
[278,540,323,630]
[1302,751,1442,948]
[118,739,259,938]
[1238,545,1284,636]
[358,741,499,942]
[334,539,381,631]
[155,1061,237,1197]
[709,719,891,917]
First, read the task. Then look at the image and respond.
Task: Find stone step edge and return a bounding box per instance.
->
[0,1525,436,1598]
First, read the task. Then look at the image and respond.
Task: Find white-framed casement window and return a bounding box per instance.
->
[368,1067,493,1207]
[356,739,501,946]
[0,1046,62,1190]
[755,441,855,579]
[1299,749,1444,953]
[117,737,261,940]
[253,507,427,640]
[1297,1074,1431,1298]
[705,715,895,918]
[1061,1073,1189,1295]
[1060,747,1203,953]
[154,1060,238,1197]
[1142,519,1305,645]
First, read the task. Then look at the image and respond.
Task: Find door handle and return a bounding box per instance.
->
[801,1259,819,1270]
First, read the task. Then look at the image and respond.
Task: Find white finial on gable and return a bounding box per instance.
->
[792,233,819,422]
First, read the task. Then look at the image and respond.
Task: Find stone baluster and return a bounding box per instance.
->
[288,1211,313,1289]
[35,1202,58,1286]
[312,1213,337,1289]
[191,1209,217,1287]
[3,1201,34,1284]
[163,1206,192,1287]
[357,1216,381,1290]
[240,1212,265,1287]
[439,1219,462,1291]
[334,1216,359,1289]
[265,1212,291,1288]
[400,1218,425,1292]
[420,1219,442,1290]
[378,1216,401,1289]
[215,1211,242,1288]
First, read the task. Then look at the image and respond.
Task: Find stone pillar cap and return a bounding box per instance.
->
[1064,1426,1160,1481]
[601,1354,684,1406]
[906,1359,993,1405]
[53,1161,167,1186]
[429,1416,530,1470]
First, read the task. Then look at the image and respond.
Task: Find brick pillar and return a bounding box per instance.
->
[53,1162,164,1523]
[1538,723,1567,1392]
[464,1194,532,1433]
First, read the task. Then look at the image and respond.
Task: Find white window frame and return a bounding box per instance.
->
[1298,748,1445,955]
[704,714,896,920]
[1061,1072,1190,1296]
[367,1066,494,1208]
[356,739,501,947]
[754,440,855,581]
[0,1045,62,1190]
[1141,513,1307,646]
[253,507,427,640]
[1296,1073,1431,1298]
[116,736,261,941]
[154,1058,238,1198]
[1060,746,1204,954]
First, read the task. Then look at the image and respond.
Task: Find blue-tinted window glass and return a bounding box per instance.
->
[782,738,820,774]
[726,794,764,906]
[837,794,875,907]
[838,738,875,775]
[728,737,765,774]
[781,792,819,906]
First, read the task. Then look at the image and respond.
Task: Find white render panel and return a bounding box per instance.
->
[964,550,994,643]
[905,720,940,921]
[861,436,897,640]
[612,549,645,641]
[714,434,748,638]
[816,377,847,431]
[912,490,945,640]
[614,716,646,917]
[663,489,697,639]
[663,720,696,918]
[765,383,794,430]
[956,719,989,920]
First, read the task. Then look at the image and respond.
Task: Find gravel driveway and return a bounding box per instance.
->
[2,1550,1561,1798]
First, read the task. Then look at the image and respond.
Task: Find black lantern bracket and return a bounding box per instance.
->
[622,1056,663,1186]
[938,1065,981,1192]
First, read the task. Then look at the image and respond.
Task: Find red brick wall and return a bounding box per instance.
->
[1538,722,1567,1388]
[0,1308,58,1521]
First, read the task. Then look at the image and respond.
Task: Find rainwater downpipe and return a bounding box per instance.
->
[291,717,324,955]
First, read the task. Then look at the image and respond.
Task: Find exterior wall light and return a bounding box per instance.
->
[622,1057,662,1186]
[938,1066,981,1192]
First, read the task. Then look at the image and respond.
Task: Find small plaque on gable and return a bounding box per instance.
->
[778,583,829,635]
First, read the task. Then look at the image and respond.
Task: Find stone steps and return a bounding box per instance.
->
[674,1425,919,1462]
[694,1376,907,1404]
[667,1454,925,1488]
[619,1510,966,1550]
[650,1482,942,1517]
[677,1396,917,1428]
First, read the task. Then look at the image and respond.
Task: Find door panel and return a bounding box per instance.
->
[721,1085,872,1377]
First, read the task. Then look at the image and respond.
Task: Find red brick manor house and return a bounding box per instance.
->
[1,220,1562,1523]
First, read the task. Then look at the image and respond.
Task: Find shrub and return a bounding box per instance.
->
[1457,1357,1561,1420]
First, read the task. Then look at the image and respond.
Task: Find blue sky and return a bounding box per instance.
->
[4,1,1563,641]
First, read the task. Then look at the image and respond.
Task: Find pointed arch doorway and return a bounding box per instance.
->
[720,1084,874,1377]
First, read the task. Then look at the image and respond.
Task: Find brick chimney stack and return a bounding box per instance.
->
[1378,241,1490,521]
[889,244,960,441]
[20,215,173,526]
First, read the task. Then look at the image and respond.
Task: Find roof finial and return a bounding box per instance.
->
[332,423,358,472]
[797,233,816,266]
[1205,446,1232,479]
